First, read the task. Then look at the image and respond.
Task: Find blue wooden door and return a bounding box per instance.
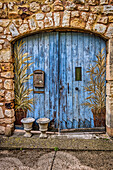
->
[15,32,106,129]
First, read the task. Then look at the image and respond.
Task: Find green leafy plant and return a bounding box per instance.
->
[54,147,59,151]
[14,40,33,112]
[82,49,106,126]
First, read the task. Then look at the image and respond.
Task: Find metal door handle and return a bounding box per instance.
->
[68,83,69,94]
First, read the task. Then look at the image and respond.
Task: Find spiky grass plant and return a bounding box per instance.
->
[14,40,33,112]
[82,48,106,115]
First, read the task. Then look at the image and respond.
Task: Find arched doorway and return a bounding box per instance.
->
[14,32,106,130]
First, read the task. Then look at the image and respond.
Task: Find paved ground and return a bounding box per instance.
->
[0,131,113,170]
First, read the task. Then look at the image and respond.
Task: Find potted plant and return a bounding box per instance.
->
[14,40,33,125]
[82,49,106,127]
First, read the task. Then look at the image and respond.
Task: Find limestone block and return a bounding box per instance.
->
[62,11,70,27]
[90,6,102,14]
[78,5,89,11]
[106,96,111,127]
[0,126,5,134]
[0,49,12,62]
[106,95,113,128]
[0,63,13,71]
[54,6,64,11]
[54,12,60,27]
[88,13,97,23]
[71,18,85,29]
[81,12,88,22]
[105,24,113,38]
[0,40,4,44]
[65,2,76,11]
[0,2,3,8]
[73,0,85,4]
[5,109,14,118]
[0,107,4,118]
[4,27,11,35]
[36,13,45,20]
[46,12,52,17]
[0,118,5,124]
[71,11,79,17]
[19,24,29,34]
[0,83,3,89]
[106,81,113,96]
[0,92,4,102]
[0,35,6,38]
[7,35,12,41]
[109,16,113,22]
[103,5,113,14]
[5,124,14,137]
[9,24,19,37]
[106,64,113,80]
[85,14,97,30]
[42,5,51,12]
[4,116,15,124]
[5,91,14,101]
[8,2,14,10]
[0,45,2,50]
[28,18,36,30]
[87,0,97,5]
[44,16,53,28]
[0,79,3,89]
[1,71,14,78]
[4,80,13,90]
[93,24,107,34]
[0,27,3,33]
[30,2,40,12]
[97,16,108,24]
[0,19,10,27]
[37,21,44,29]
[100,0,108,4]
[12,19,22,27]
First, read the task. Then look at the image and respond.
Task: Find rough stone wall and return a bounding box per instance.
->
[0,0,113,136]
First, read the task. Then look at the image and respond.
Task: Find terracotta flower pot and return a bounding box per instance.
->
[92,107,106,127]
[15,109,27,125]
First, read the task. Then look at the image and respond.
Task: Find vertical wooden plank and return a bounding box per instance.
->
[44,33,50,119]
[34,33,40,119]
[27,35,34,118]
[59,32,67,129]
[66,32,73,129]
[49,32,54,121]
[72,32,78,128]
[77,33,84,128]
[89,34,95,127]
[53,32,59,128]
[38,33,45,118]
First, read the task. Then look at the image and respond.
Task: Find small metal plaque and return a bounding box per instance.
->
[33,70,44,88]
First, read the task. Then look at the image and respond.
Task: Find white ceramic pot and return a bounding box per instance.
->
[37,118,50,138]
[21,117,35,137]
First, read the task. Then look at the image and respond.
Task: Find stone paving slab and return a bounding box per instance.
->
[0,132,113,151]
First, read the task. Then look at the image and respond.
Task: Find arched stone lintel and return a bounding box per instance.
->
[11,27,109,44]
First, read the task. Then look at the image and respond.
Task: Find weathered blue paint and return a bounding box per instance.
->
[15,32,106,129]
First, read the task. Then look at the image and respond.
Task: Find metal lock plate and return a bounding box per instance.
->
[33,70,44,88]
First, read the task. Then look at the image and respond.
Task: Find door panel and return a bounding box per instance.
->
[15,32,106,129]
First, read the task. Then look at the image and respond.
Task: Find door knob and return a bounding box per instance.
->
[75,87,79,91]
